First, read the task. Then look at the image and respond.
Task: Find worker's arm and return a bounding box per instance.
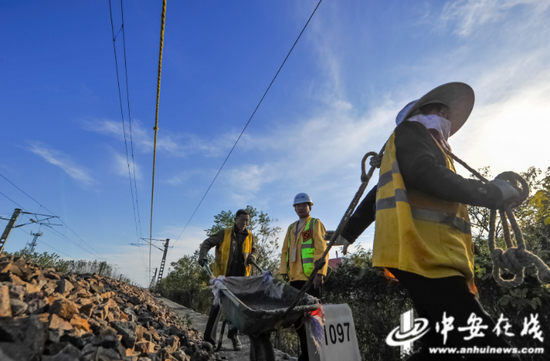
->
[249,234,258,262]
[395,121,504,208]
[279,227,291,275]
[198,229,224,263]
[313,220,329,277]
[340,185,377,243]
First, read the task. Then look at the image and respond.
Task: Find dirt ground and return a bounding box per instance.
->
[157,297,297,361]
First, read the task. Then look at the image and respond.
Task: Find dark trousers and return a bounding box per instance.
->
[290,280,322,361]
[389,268,521,361]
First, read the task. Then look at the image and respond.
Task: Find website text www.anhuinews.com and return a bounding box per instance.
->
[428,346,544,355]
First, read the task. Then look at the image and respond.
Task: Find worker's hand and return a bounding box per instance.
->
[281,274,289,282]
[493,172,529,208]
[198,259,208,267]
[336,234,352,255]
[313,274,323,289]
[246,255,256,265]
[314,258,326,270]
[491,176,525,208]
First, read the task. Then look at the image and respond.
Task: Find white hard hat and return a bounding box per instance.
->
[293,193,313,206]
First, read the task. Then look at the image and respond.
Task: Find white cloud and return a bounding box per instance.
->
[441,0,549,37]
[28,143,96,187]
[112,151,142,181]
[82,119,231,158]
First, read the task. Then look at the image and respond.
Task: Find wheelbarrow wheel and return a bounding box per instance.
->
[249,332,275,361]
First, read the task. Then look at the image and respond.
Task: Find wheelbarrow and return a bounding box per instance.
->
[203,261,320,361]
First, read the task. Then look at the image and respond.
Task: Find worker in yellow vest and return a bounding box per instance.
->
[199,209,257,350]
[338,83,524,360]
[280,193,328,361]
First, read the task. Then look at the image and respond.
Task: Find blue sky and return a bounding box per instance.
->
[2,0,550,287]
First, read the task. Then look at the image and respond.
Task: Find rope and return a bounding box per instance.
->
[278,144,386,323]
[445,152,550,288]
[149,0,167,285]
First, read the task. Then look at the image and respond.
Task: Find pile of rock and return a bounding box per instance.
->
[0,255,218,361]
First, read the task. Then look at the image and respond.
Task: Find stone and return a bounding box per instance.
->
[7,273,26,286]
[135,340,155,354]
[37,312,50,323]
[44,271,61,280]
[9,298,28,316]
[165,335,180,353]
[55,279,74,295]
[0,285,11,317]
[0,262,23,277]
[101,291,115,299]
[28,298,49,314]
[49,314,73,331]
[79,303,95,317]
[49,299,79,320]
[8,284,26,301]
[90,283,104,294]
[42,343,81,361]
[0,315,46,361]
[70,314,92,333]
[80,298,93,306]
[173,350,192,361]
[111,321,137,348]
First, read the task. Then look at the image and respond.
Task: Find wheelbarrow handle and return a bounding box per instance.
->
[249,258,263,273]
[202,263,214,278]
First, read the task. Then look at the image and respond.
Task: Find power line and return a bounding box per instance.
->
[108,0,148,283]
[16,228,73,259]
[120,0,143,240]
[108,0,143,246]
[172,0,324,247]
[0,173,106,260]
[0,193,101,260]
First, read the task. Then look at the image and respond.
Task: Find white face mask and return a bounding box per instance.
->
[407,114,452,141]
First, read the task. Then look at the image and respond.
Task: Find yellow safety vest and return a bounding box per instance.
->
[286,218,317,277]
[213,227,253,277]
[373,131,476,289]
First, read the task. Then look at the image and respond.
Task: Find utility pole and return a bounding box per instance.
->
[1,208,60,254]
[27,231,43,253]
[149,267,158,289]
[155,239,170,289]
[0,208,22,254]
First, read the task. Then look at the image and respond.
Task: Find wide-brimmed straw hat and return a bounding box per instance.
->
[395,82,475,136]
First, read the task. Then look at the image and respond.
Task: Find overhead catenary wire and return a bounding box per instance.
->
[0,173,106,260]
[0,190,102,261]
[149,0,168,284]
[108,0,143,248]
[16,228,73,259]
[108,0,148,282]
[171,0,325,250]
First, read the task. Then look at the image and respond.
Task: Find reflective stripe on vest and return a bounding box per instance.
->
[376,164,471,235]
[286,218,317,277]
[213,227,253,277]
[373,130,475,287]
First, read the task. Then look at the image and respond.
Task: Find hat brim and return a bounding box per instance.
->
[403,82,475,136]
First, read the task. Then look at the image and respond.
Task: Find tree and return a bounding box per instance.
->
[204,205,282,273]
[158,250,213,313]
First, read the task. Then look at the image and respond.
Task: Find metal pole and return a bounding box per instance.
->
[0,208,22,254]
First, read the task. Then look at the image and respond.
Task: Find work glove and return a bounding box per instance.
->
[335,234,352,255]
[490,172,528,208]
[246,255,256,265]
[198,259,208,267]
